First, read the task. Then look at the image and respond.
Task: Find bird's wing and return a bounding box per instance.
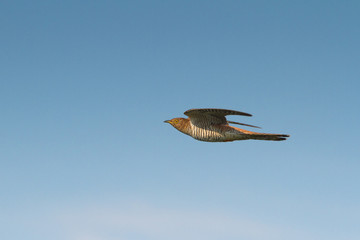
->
[184,108,252,127]
[227,121,261,129]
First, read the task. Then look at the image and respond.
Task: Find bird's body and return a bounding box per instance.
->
[165,108,289,142]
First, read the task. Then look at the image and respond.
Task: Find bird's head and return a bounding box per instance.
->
[164,118,187,130]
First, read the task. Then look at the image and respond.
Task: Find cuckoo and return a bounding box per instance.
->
[164,108,289,142]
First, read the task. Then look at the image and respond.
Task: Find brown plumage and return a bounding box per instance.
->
[164,108,290,142]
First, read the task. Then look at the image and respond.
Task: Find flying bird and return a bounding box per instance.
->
[164,108,289,142]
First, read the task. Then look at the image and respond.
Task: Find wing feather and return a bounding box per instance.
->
[184,108,253,127]
[227,121,261,129]
[184,108,252,117]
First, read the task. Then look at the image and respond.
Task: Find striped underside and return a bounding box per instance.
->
[189,122,245,142]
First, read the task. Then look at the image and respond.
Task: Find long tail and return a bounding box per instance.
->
[230,126,290,141]
[250,133,290,141]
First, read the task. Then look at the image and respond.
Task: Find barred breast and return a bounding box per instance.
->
[189,122,226,142]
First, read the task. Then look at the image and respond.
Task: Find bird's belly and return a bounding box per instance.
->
[191,126,248,142]
[190,126,226,142]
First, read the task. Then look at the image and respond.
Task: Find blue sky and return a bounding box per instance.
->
[1,1,359,239]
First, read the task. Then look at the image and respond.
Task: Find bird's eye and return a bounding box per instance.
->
[173,119,179,123]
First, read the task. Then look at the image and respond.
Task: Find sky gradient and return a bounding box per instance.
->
[1,1,360,240]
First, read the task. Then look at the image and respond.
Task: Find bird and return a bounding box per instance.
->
[164,108,289,142]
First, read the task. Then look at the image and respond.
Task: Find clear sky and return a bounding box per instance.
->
[1,1,360,240]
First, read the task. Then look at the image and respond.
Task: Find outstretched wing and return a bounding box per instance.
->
[184,108,252,127]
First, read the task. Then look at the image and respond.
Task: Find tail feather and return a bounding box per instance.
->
[250,133,290,141]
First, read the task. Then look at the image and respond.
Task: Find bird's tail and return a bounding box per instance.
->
[250,133,290,141]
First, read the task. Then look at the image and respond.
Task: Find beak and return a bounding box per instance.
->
[164,120,171,123]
